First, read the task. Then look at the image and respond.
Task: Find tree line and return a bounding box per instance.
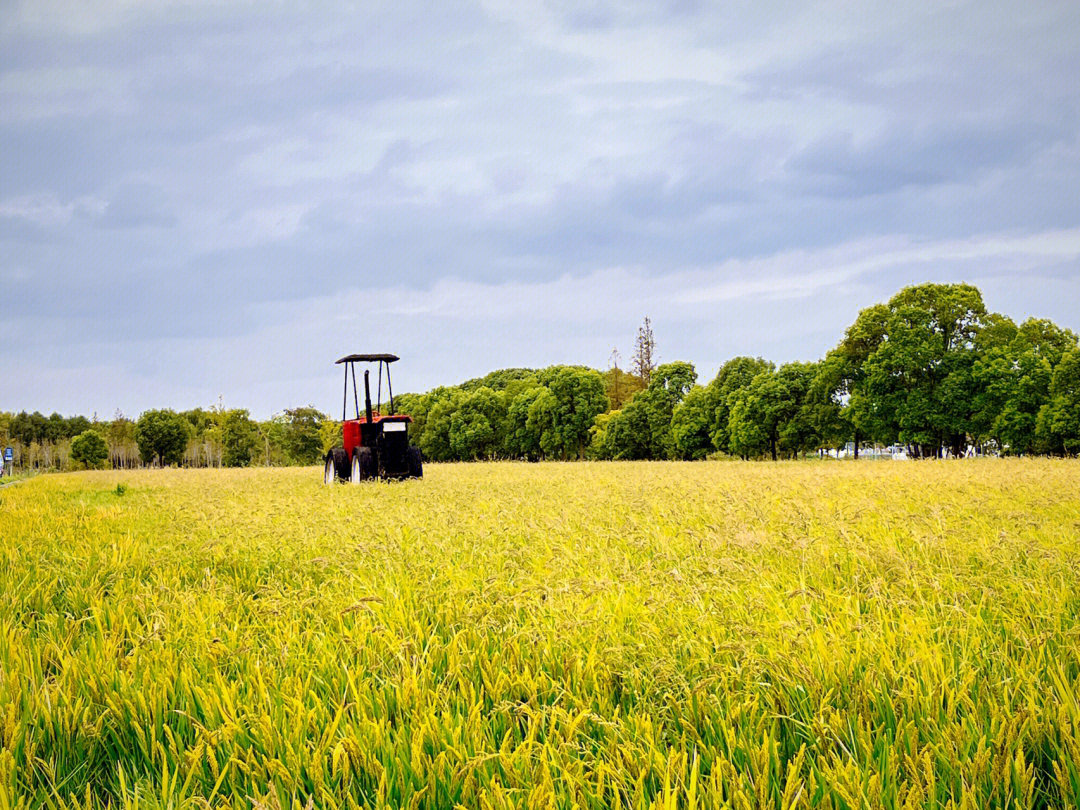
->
[3,283,1078,471]
[397,283,1080,461]
[0,406,341,472]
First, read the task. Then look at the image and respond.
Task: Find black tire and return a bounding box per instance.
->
[325,448,349,484]
[406,445,423,478]
[351,447,376,483]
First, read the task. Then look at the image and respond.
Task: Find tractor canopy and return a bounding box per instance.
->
[336,354,399,364]
[336,352,402,424]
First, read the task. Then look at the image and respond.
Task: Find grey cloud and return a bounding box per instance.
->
[95,182,175,229]
[784,122,1066,198]
[0,119,128,195]
[742,45,904,103]
[2,0,1079,415]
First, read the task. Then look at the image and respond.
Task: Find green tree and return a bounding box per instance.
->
[458,368,537,392]
[586,411,617,459]
[179,407,224,467]
[65,415,91,438]
[1037,349,1080,455]
[105,414,139,468]
[535,366,608,458]
[727,397,769,460]
[603,399,653,460]
[180,408,215,435]
[526,388,561,459]
[221,409,259,467]
[393,391,437,452]
[728,363,817,460]
[281,407,327,465]
[11,411,47,445]
[973,318,1077,454]
[707,357,774,454]
[257,418,289,466]
[135,410,190,466]
[504,385,548,460]
[817,304,891,457]
[671,384,718,459]
[642,362,696,459]
[968,313,1020,449]
[44,413,66,442]
[804,356,850,453]
[420,389,467,462]
[448,387,505,460]
[603,362,696,460]
[70,430,108,469]
[779,361,824,456]
[858,284,987,457]
[318,419,341,456]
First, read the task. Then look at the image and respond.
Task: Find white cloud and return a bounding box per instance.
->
[677,229,1080,304]
[5,225,1079,417]
[113,227,1080,416]
[0,65,131,121]
[2,0,235,38]
[0,193,105,225]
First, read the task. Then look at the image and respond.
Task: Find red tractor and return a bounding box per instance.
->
[324,353,423,483]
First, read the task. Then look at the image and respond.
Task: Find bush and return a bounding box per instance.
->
[70,430,108,469]
[135,410,190,467]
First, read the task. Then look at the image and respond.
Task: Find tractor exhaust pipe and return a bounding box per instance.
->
[364,370,374,424]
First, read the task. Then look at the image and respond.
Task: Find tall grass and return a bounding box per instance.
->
[1,460,1079,808]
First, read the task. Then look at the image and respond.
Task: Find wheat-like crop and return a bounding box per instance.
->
[1,460,1079,808]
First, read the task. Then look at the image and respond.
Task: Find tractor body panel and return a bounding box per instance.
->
[342,414,412,458]
[343,414,414,478]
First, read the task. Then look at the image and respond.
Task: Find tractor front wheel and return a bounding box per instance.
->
[323,456,336,484]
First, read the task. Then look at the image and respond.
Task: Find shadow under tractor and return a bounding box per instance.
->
[324,353,423,483]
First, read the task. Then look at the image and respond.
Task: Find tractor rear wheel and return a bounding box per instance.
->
[325,447,349,484]
[407,445,423,478]
[351,447,375,483]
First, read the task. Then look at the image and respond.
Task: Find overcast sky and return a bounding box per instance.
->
[3,1,1079,418]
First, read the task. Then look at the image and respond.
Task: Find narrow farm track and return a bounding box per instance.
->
[2,461,1080,808]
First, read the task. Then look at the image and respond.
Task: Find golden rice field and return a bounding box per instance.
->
[2,460,1080,809]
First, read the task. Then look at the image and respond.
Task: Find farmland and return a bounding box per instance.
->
[2,461,1080,808]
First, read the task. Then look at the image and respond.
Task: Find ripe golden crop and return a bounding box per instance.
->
[1,460,1079,808]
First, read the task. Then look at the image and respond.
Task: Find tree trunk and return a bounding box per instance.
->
[951,435,965,458]
[853,428,860,460]
[770,434,777,461]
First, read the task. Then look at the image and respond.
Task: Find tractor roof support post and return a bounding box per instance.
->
[333,354,401,420]
[351,364,360,420]
[377,361,383,414]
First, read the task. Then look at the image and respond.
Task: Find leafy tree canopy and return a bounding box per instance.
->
[70,430,108,469]
[221,409,259,467]
[707,356,774,455]
[135,410,190,466]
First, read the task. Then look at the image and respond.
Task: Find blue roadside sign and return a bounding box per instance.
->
[3,447,12,462]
